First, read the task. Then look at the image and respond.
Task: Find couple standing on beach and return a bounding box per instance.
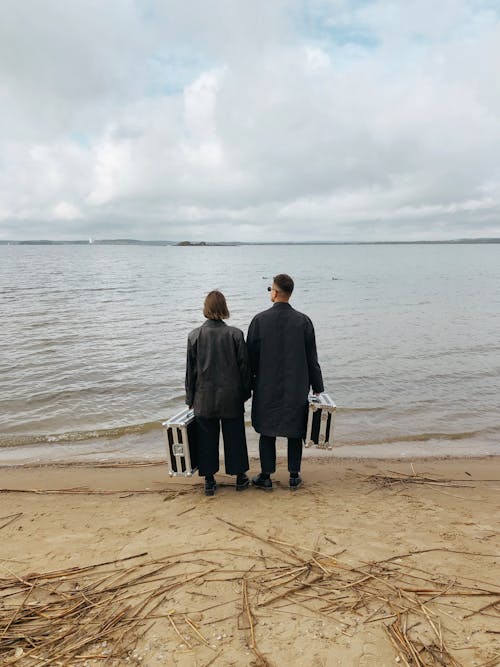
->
[185,273,324,496]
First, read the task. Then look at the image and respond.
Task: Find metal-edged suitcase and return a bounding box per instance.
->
[305,392,336,450]
[162,408,198,476]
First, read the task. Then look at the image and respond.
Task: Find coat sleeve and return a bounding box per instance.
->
[305,318,324,393]
[235,331,252,401]
[246,317,260,391]
[185,335,197,407]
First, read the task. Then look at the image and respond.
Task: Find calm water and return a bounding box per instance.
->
[1,243,499,464]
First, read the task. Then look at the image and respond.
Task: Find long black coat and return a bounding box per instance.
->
[247,302,324,438]
[185,319,251,418]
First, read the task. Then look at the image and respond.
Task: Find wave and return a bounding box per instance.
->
[0,420,163,448]
[2,423,498,451]
[337,428,499,447]
[337,406,386,413]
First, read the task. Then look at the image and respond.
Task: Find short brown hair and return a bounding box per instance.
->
[203,290,230,320]
[273,274,294,295]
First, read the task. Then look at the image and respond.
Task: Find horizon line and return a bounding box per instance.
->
[1,237,500,245]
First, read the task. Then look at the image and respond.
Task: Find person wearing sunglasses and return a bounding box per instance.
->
[247,274,324,490]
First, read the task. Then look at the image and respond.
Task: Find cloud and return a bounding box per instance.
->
[0,0,499,241]
[52,201,82,221]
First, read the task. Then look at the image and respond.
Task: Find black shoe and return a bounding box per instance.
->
[251,474,273,491]
[289,474,302,490]
[236,474,250,491]
[204,478,216,496]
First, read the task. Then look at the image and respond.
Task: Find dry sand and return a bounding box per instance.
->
[1,456,499,666]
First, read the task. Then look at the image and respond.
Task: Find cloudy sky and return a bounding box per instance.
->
[1,1,500,242]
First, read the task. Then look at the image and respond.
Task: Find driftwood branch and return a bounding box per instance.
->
[1,521,498,666]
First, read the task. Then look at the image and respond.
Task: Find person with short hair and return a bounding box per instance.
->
[247,274,324,490]
[186,290,251,496]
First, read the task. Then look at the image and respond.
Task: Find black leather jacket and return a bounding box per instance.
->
[185,319,251,418]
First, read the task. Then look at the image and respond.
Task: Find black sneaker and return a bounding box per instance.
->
[204,478,216,496]
[236,474,250,491]
[251,474,273,491]
[289,475,302,490]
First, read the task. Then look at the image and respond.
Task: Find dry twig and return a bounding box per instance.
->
[1,520,498,666]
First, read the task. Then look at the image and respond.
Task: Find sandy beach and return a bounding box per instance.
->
[1,456,499,666]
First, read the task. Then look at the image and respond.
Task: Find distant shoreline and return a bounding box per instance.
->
[1,238,500,246]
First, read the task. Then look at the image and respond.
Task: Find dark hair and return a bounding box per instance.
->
[203,290,229,320]
[273,274,294,295]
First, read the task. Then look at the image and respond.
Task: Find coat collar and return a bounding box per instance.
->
[203,319,227,327]
[272,302,292,309]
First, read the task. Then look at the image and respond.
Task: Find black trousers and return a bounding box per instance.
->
[196,415,249,476]
[259,434,302,474]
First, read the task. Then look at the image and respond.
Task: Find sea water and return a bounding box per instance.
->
[1,243,499,464]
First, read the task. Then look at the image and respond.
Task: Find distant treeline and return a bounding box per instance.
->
[1,238,499,246]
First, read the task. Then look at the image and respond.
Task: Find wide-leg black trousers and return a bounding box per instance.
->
[259,435,303,474]
[196,415,249,476]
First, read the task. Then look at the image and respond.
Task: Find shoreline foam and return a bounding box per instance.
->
[1,423,499,467]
